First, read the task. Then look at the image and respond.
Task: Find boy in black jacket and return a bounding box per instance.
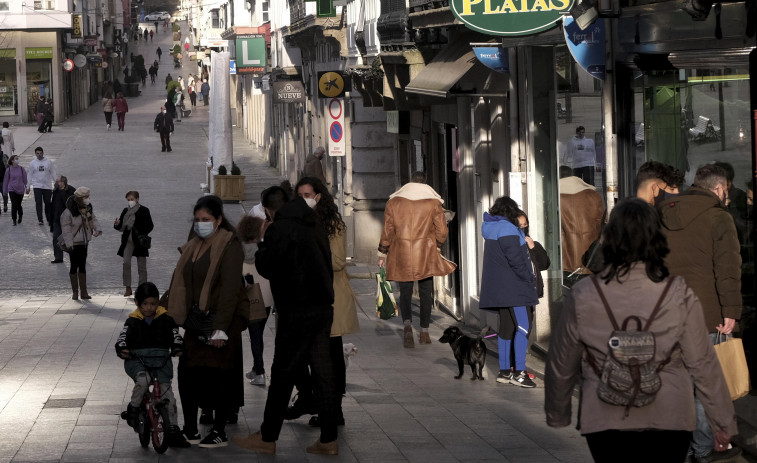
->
[115,282,189,448]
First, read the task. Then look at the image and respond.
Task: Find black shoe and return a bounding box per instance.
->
[125,404,140,429]
[308,415,345,427]
[17,217,21,224]
[199,409,214,425]
[167,425,191,448]
[283,395,317,420]
[51,259,64,264]
[167,148,172,152]
[38,221,44,225]
[161,148,166,152]
[182,428,201,444]
[198,429,228,448]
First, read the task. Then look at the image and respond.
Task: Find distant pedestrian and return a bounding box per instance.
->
[165,73,173,88]
[35,95,45,131]
[177,76,185,92]
[156,47,162,61]
[102,92,114,130]
[163,19,167,30]
[114,92,129,131]
[148,65,156,84]
[377,171,456,348]
[149,29,153,41]
[201,79,210,106]
[60,187,102,300]
[1,122,15,212]
[114,191,154,297]
[303,147,326,185]
[154,105,174,152]
[51,175,75,264]
[184,38,189,53]
[43,98,54,133]
[140,67,147,86]
[154,21,159,31]
[113,79,122,96]
[143,29,148,40]
[153,59,159,70]
[2,154,28,226]
[28,146,56,227]
[188,81,197,107]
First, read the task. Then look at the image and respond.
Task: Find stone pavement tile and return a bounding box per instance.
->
[396,447,460,463]
[69,424,117,443]
[76,413,121,426]
[60,448,114,462]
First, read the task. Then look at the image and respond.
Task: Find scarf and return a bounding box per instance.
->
[389,182,444,203]
[123,204,140,230]
[166,228,234,325]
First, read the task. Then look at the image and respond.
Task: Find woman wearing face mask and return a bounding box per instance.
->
[60,187,103,300]
[283,177,360,427]
[2,154,29,226]
[164,195,249,448]
[114,191,154,297]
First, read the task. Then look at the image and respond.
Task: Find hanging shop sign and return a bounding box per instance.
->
[317,71,347,98]
[272,81,306,104]
[72,14,83,38]
[473,46,509,74]
[563,17,605,80]
[235,34,266,74]
[63,59,74,72]
[451,0,574,36]
[25,47,54,59]
[73,54,87,68]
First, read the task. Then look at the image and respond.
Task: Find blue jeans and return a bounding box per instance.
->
[691,332,729,458]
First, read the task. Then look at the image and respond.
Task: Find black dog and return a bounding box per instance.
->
[438,326,488,380]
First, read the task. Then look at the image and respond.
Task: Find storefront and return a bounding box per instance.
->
[0,49,18,117]
[25,47,54,121]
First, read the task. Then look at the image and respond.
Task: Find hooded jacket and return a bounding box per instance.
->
[559,176,605,273]
[115,306,183,382]
[378,182,456,282]
[659,186,742,332]
[28,156,56,190]
[479,213,538,309]
[256,197,334,313]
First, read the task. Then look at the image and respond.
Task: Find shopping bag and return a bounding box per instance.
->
[714,335,750,400]
[376,267,398,320]
[246,283,267,321]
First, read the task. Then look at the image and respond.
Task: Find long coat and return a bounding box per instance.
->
[115,205,154,258]
[545,267,737,437]
[330,230,359,336]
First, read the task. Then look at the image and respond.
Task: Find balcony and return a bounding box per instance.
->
[0,7,73,29]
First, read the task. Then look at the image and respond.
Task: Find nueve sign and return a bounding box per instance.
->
[451,0,575,36]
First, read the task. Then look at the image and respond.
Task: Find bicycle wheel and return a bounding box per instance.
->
[152,405,170,454]
[138,410,151,448]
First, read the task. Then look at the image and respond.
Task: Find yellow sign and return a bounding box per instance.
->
[72,14,82,38]
[318,71,344,98]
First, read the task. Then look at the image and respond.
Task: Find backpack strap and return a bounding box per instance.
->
[642,277,676,331]
[591,275,620,331]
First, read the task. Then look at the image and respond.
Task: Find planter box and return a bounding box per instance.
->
[213,175,245,202]
[124,82,141,97]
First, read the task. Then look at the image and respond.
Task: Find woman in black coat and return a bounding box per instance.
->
[114,190,154,297]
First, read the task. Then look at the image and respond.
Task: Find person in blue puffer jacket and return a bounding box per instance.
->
[479,196,538,388]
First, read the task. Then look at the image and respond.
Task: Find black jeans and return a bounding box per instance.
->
[398,277,434,328]
[8,191,23,222]
[69,244,87,274]
[160,131,172,150]
[52,221,63,261]
[585,430,691,463]
[189,92,197,106]
[261,306,338,443]
[247,307,271,375]
[202,94,209,105]
[292,335,347,406]
[178,362,234,435]
[104,111,113,125]
[573,166,594,185]
[33,188,52,224]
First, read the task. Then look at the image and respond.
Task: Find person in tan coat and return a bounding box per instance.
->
[559,166,605,277]
[545,199,738,462]
[378,172,456,347]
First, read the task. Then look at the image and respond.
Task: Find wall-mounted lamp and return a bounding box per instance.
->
[570,0,599,29]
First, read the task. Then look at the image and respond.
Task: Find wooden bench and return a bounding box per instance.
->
[689,116,720,141]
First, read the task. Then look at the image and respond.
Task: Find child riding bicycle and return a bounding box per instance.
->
[116,282,190,448]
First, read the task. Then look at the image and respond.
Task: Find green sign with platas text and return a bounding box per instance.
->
[450,0,575,36]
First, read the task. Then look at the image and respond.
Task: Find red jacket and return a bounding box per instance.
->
[114,97,129,114]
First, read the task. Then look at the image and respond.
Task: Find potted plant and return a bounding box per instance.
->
[213,162,245,202]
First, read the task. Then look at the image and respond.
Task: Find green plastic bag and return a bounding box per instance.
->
[376,267,398,320]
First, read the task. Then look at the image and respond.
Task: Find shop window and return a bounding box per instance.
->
[34,0,54,9]
[0,1,9,10]
[0,57,18,116]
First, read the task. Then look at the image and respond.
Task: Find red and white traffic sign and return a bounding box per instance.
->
[327,98,345,157]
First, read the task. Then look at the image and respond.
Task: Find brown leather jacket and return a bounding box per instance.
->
[560,179,605,273]
[378,186,456,282]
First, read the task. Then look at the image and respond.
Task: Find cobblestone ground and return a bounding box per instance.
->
[0,23,596,463]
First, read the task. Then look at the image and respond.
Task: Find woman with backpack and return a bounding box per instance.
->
[545,198,738,463]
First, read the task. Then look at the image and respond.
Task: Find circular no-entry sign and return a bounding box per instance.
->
[328,98,342,119]
[330,122,343,143]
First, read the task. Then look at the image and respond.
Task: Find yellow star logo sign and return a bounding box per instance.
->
[318,71,344,98]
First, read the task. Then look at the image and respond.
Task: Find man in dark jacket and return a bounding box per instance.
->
[659,163,742,462]
[201,79,210,106]
[154,106,174,152]
[233,186,339,456]
[50,175,75,263]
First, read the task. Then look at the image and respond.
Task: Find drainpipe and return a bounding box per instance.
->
[603,18,618,213]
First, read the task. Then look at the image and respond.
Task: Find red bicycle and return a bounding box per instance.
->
[120,353,172,454]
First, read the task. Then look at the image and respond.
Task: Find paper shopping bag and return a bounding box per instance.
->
[246,283,267,321]
[714,336,750,401]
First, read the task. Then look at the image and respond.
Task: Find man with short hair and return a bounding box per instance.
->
[28,146,56,227]
[303,146,327,185]
[378,171,456,348]
[659,163,743,463]
[232,186,340,456]
[635,160,672,206]
[154,105,174,152]
[51,175,75,263]
[561,126,596,185]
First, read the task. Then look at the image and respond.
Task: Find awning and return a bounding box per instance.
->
[405,37,478,98]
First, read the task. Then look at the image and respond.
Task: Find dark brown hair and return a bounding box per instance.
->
[125,190,139,199]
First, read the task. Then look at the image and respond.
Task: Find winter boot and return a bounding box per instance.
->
[419,332,432,344]
[403,325,415,348]
[69,273,79,300]
[167,425,191,448]
[79,273,91,299]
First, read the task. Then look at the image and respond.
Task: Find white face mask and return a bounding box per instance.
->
[303,197,317,209]
[82,198,91,206]
[194,221,216,239]
[162,109,167,114]
[128,200,137,208]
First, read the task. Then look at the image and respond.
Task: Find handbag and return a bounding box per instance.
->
[183,304,214,340]
[713,334,750,400]
[137,234,152,249]
[376,267,398,320]
[245,283,267,321]
[57,221,83,253]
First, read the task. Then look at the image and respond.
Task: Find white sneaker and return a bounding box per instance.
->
[107,124,110,130]
[250,374,266,386]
